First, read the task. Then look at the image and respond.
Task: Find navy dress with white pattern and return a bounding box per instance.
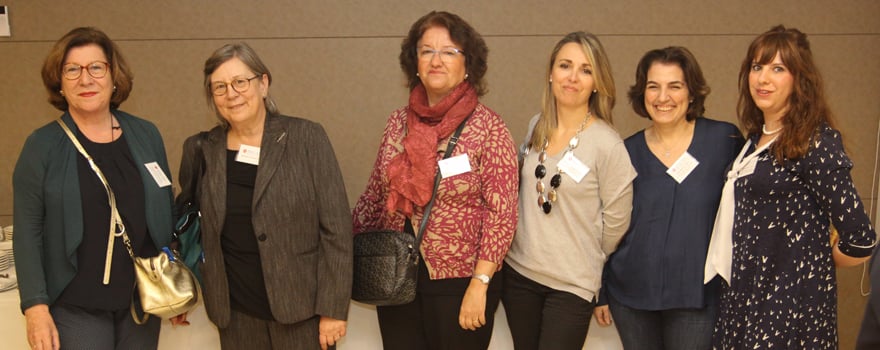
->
[713,125,876,349]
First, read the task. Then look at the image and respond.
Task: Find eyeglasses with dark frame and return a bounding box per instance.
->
[62,61,110,80]
[416,46,464,63]
[210,75,261,96]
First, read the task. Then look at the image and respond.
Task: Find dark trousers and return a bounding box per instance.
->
[501,264,595,350]
[50,302,160,350]
[219,309,326,350]
[609,295,716,350]
[376,258,502,350]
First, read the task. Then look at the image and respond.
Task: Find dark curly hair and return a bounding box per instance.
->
[399,11,488,96]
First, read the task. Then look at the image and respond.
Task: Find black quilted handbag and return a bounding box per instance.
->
[351,229,419,305]
[351,115,469,306]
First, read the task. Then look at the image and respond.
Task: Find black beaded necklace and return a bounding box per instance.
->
[529,113,591,214]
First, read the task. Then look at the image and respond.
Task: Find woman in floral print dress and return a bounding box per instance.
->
[705,25,877,349]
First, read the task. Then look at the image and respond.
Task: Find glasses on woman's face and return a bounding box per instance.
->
[211,75,260,96]
[62,61,109,80]
[416,46,464,63]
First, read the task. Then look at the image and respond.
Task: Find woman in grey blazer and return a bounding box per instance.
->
[178,42,352,350]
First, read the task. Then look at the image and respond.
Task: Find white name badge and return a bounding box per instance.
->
[558,151,589,183]
[144,162,171,188]
[235,144,261,166]
[666,152,700,183]
[438,153,471,178]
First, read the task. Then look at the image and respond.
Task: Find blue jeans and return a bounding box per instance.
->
[609,296,716,350]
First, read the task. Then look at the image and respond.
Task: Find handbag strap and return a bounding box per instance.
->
[56,119,134,285]
[174,132,207,241]
[412,114,471,250]
[177,132,208,210]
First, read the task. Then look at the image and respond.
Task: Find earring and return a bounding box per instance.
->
[689,99,694,103]
[113,85,117,91]
[416,72,420,77]
[465,73,469,79]
[593,89,597,93]
[549,78,553,83]
[59,90,64,96]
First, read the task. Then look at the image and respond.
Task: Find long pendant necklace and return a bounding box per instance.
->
[532,113,591,214]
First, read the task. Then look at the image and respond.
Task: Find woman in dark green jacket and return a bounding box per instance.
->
[13,27,175,350]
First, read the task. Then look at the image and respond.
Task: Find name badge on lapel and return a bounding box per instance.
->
[144,162,172,187]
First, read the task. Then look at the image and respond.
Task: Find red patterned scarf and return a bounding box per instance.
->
[386,82,478,216]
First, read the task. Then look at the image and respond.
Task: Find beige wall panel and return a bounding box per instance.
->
[253,37,411,201]
[3,1,880,41]
[808,36,880,201]
[0,41,60,227]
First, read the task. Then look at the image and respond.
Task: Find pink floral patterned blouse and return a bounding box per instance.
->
[352,104,519,279]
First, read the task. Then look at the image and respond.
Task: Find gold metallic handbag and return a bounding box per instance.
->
[57,119,202,324]
[124,236,202,323]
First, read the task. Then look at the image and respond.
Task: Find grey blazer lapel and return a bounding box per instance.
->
[253,114,288,202]
[202,128,228,228]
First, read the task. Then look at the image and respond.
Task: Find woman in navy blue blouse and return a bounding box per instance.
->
[594,47,743,350]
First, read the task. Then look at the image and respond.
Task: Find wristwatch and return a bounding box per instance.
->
[472,274,491,285]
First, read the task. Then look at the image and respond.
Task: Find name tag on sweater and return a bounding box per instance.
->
[559,151,588,183]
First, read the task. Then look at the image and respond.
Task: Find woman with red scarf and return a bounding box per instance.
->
[352,11,518,350]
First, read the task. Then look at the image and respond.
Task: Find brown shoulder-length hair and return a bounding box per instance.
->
[737,25,836,162]
[399,11,488,96]
[528,31,616,151]
[41,27,133,111]
[628,46,710,121]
